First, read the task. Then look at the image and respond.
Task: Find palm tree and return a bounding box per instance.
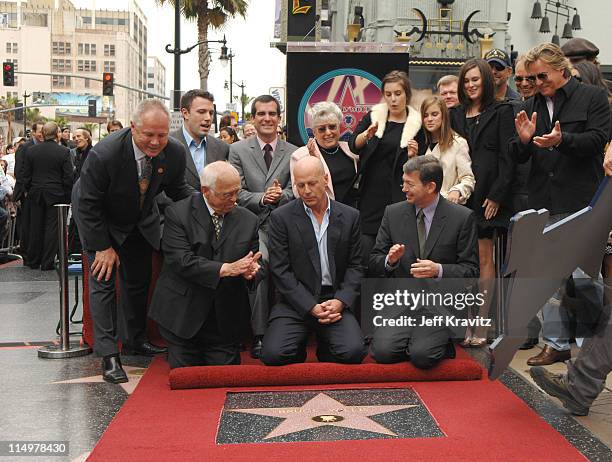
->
[0,96,19,144]
[156,0,248,90]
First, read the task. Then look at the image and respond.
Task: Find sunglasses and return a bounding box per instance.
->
[315,124,339,133]
[490,62,506,72]
[514,75,536,84]
[534,72,550,82]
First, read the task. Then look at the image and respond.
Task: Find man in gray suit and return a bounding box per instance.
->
[229,94,298,358]
[170,90,229,190]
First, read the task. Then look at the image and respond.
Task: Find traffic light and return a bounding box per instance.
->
[102,72,114,96]
[88,99,97,117]
[3,62,15,86]
[14,102,23,121]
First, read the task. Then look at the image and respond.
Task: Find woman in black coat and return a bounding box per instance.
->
[450,58,516,346]
[349,70,425,266]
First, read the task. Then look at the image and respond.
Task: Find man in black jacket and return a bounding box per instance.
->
[12,121,44,264]
[21,122,73,270]
[73,99,194,383]
[149,162,261,368]
[261,156,366,366]
[511,43,610,366]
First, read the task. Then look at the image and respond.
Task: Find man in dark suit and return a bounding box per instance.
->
[169,90,229,190]
[21,122,73,270]
[369,155,479,369]
[261,156,366,366]
[73,99,194,383]
[511,42,609,367]
[229,95,298,358]
[12,121,44,264]
[149,162,262,368]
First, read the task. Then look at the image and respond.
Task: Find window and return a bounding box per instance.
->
[52,76,71,87]
[84,78,90,88]
[51,59,72,72]
[103,61,115,72]
[91,44,96,55]
[147,83,154,89]
[78,43,96,55]
[104,44,115,56]
[6,91,18,99]
[78,60,96,72]
[54,41,71,55]
[5,42,17,53]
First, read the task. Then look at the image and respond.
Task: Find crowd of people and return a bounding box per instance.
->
[1,38,611,416]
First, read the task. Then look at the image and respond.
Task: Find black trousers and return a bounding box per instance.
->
[27,199,58,269]
[261,287,367,366]
[86,229,153,357]
[159,309,241,369]
[371,310,454,369]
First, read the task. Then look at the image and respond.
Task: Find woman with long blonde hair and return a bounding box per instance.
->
[420,96,474,205]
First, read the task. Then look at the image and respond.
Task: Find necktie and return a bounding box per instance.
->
[263,144,273,170]
[416,209,426,258]
[139,156,152,209]
[211,213,222,240]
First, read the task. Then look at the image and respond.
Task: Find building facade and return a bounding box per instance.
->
[146,56,166,99]
[0,0,150,137]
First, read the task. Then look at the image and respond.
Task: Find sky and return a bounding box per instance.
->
[72,0,286,115]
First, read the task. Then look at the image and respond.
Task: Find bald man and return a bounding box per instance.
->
[149,161,262,368]
[261,156,366,366]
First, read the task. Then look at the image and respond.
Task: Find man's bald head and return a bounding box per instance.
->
[293,156,328,210]
[201,161,241,215]
[294,155,325,179]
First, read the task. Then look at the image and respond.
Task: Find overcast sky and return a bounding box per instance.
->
[72,0,286,114]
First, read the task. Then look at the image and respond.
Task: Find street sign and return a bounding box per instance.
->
[170,111,183,132]
[269,86,286,116]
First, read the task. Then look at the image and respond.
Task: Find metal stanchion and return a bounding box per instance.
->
[38,204,91,359]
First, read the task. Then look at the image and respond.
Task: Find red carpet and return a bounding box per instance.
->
[170,358,482,389]
[88,357,587,462]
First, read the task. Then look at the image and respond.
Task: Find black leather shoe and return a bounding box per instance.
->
[519,338,539,350]
[122,342,167,356]
[250,336,263,359]
[102,354,128,384]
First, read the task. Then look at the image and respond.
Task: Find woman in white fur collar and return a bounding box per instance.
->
[349,70,425,265]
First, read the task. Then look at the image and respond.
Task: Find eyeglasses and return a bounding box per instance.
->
[534,72,550,82]
[490,62,506,72]
[314,124,339,133]
[514,75,536,84]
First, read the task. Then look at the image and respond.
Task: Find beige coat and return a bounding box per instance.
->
[425,134,475,204]
[290,141,359,199]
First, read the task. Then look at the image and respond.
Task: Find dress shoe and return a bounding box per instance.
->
[250,336,263,359]
[527,345,570,366]
[519,338,539,350]
[122,342,167,356]
[102,354,128,384]
[529,366,588,416]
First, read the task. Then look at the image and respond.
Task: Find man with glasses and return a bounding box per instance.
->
[149,161,262,368]
[514,57,537,101]
[229,95,298,359]
[485,48,520,102]
[511,43,610,367]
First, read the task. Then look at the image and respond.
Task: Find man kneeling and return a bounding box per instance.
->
[369,155,479,369]
[149,162,261,368]
[261,157,366,365]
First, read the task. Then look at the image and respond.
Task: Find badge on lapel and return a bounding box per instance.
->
[157,168,164,174]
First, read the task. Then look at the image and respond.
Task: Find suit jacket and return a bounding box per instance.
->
[268,198,363,320]
[22,140,73,205]
[450,102,516,228]
[229,136,297,226]
[73,127,194,252]
[169,127,229,190]
[148,193,259,341]
[12,139,35,202]
[508,77,609,215]
[369,197,479,279]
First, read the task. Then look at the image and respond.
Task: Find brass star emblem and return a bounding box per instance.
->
[231,392,418,439]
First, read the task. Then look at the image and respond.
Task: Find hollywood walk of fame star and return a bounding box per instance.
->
[230,392,418,439]
[52,366,147,395]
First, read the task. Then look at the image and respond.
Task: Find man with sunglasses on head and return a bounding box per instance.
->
[510,43,610,367]
[229,95,298,359]
[485,48,520,102]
